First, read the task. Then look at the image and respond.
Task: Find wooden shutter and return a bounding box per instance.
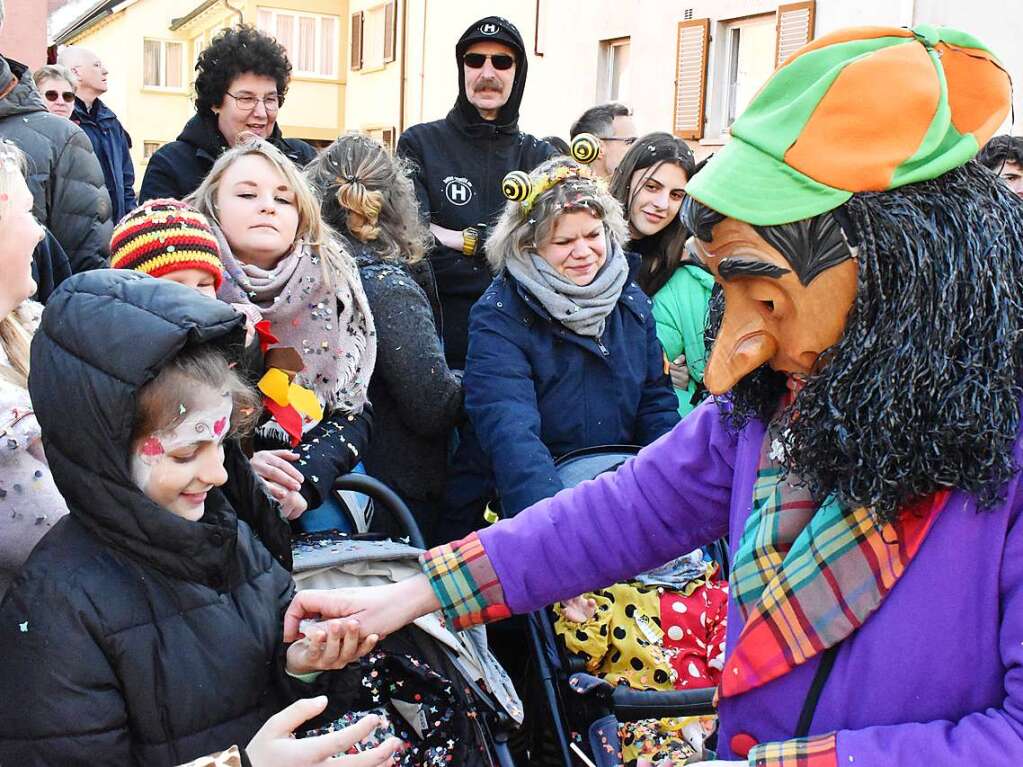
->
[350,11,363,71]
[673,18,709,140]
[383,1,396,63]
[776,1,815,68]
[382,128,395,151]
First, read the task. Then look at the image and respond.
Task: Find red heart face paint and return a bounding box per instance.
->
[130,388,233,521]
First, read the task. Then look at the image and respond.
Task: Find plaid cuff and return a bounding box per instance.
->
[749,733,838,767]
[420,532,512,630]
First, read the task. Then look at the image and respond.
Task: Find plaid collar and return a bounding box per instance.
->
[722,424,949,697]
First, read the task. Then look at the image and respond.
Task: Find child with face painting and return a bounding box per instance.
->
[188,140,377,526]
[610,133,712,417]
[0,271,399,766]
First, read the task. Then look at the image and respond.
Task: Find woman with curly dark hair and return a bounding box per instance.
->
[139,25,316,203]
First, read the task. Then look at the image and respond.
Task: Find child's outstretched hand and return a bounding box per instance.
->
[561,595,598,623]
[247,698,401,767]
[286,619,379,675]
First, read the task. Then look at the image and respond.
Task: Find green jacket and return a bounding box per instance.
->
[651,264,715,417]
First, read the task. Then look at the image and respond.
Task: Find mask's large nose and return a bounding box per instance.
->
[703,309,778,394]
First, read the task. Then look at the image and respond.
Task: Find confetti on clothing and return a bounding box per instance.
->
[300,650,486,767]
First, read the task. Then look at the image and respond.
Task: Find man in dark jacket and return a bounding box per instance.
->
[397,16,556,368]
[61,46,137,224]
[0,55,111,272]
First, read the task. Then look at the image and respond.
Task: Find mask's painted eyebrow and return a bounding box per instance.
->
[717,257,791,282]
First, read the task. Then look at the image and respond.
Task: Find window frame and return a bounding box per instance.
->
[256,7,341,80]
[598,36,631,103]
[142,38,186,92]
[721,13,776,128]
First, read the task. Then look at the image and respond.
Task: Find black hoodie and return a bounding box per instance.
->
[396,16,556,368]
[0,271,300,765]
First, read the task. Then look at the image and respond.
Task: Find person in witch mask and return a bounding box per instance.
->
[281,25,1023,767]
[396,15,557,369]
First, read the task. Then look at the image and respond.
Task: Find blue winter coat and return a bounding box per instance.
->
[72,97,136,224]
[439,258,680,541]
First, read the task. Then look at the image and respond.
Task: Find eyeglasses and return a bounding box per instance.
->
[44,90,75,104]
[462,53,515,71]
[225,92,280,113]
[602,136,638,145]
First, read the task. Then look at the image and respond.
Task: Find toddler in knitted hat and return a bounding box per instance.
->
[110,199,262,335]
[110,199,225,298]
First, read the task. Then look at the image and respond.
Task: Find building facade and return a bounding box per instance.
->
[52,0,348,182]
[344,0,1021,160]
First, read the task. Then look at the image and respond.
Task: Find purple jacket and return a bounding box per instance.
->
[477,399,1023,763]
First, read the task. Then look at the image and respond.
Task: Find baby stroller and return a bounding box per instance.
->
[290,473,521,767]
[522,446,726,767]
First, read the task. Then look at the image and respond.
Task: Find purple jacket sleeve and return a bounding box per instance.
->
[478,399,738,613]
[830,481,1023,765]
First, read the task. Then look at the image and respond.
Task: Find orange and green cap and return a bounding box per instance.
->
[684,25,1012,225]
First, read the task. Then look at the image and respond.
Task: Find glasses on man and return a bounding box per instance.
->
[225,92,281,113]
[602,136,638,145]
[462,53,515,71]
[44,90,75,104]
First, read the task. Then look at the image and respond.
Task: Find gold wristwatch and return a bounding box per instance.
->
[462,225,481,257]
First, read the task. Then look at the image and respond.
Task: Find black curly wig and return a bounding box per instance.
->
[683,160,1023,522]
[194,25,292,118]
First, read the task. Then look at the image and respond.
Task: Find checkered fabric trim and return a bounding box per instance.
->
[749,733,838,767]
[420,532,511,630]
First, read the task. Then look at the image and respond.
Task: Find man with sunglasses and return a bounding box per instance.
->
[570,102,638,181]
[60,47,136,225]
[397,15,556,370]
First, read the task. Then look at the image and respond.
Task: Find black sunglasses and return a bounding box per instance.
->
[463,53,515,71]
[44,90,75,104]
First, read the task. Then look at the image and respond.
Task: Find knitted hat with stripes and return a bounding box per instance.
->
[685,25,1012,225]
[110,199,223,289]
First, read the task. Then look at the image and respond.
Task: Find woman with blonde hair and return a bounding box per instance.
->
[307,134,462,539]
[0,140,67,596]
[188,139,376,526]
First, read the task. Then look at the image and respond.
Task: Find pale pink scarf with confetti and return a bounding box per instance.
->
[215,229,375,417]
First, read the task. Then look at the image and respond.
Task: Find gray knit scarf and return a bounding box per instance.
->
[505,240,629,337]
[215,227,376,418]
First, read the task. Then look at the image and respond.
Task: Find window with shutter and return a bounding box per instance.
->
[673,18,709,140]
[776,1,815,68]
[383,1,396,63]
[351,11,364,71]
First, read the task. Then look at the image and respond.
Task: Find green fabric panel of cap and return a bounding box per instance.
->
[933,26,1001,61]
[889,44,976,188]
[683,139,851,226]
[730,35,913,163]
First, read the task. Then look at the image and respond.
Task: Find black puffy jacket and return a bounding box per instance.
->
[396,16,555,368]
[139,113,317,203]
[0,271,299,765]
[0,56,111,272]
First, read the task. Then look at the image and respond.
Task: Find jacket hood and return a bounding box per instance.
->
[0,56,47,119]
[450,16,528,134]
[29,270,250,586]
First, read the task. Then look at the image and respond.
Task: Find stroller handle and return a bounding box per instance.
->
[332,473,427,549]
